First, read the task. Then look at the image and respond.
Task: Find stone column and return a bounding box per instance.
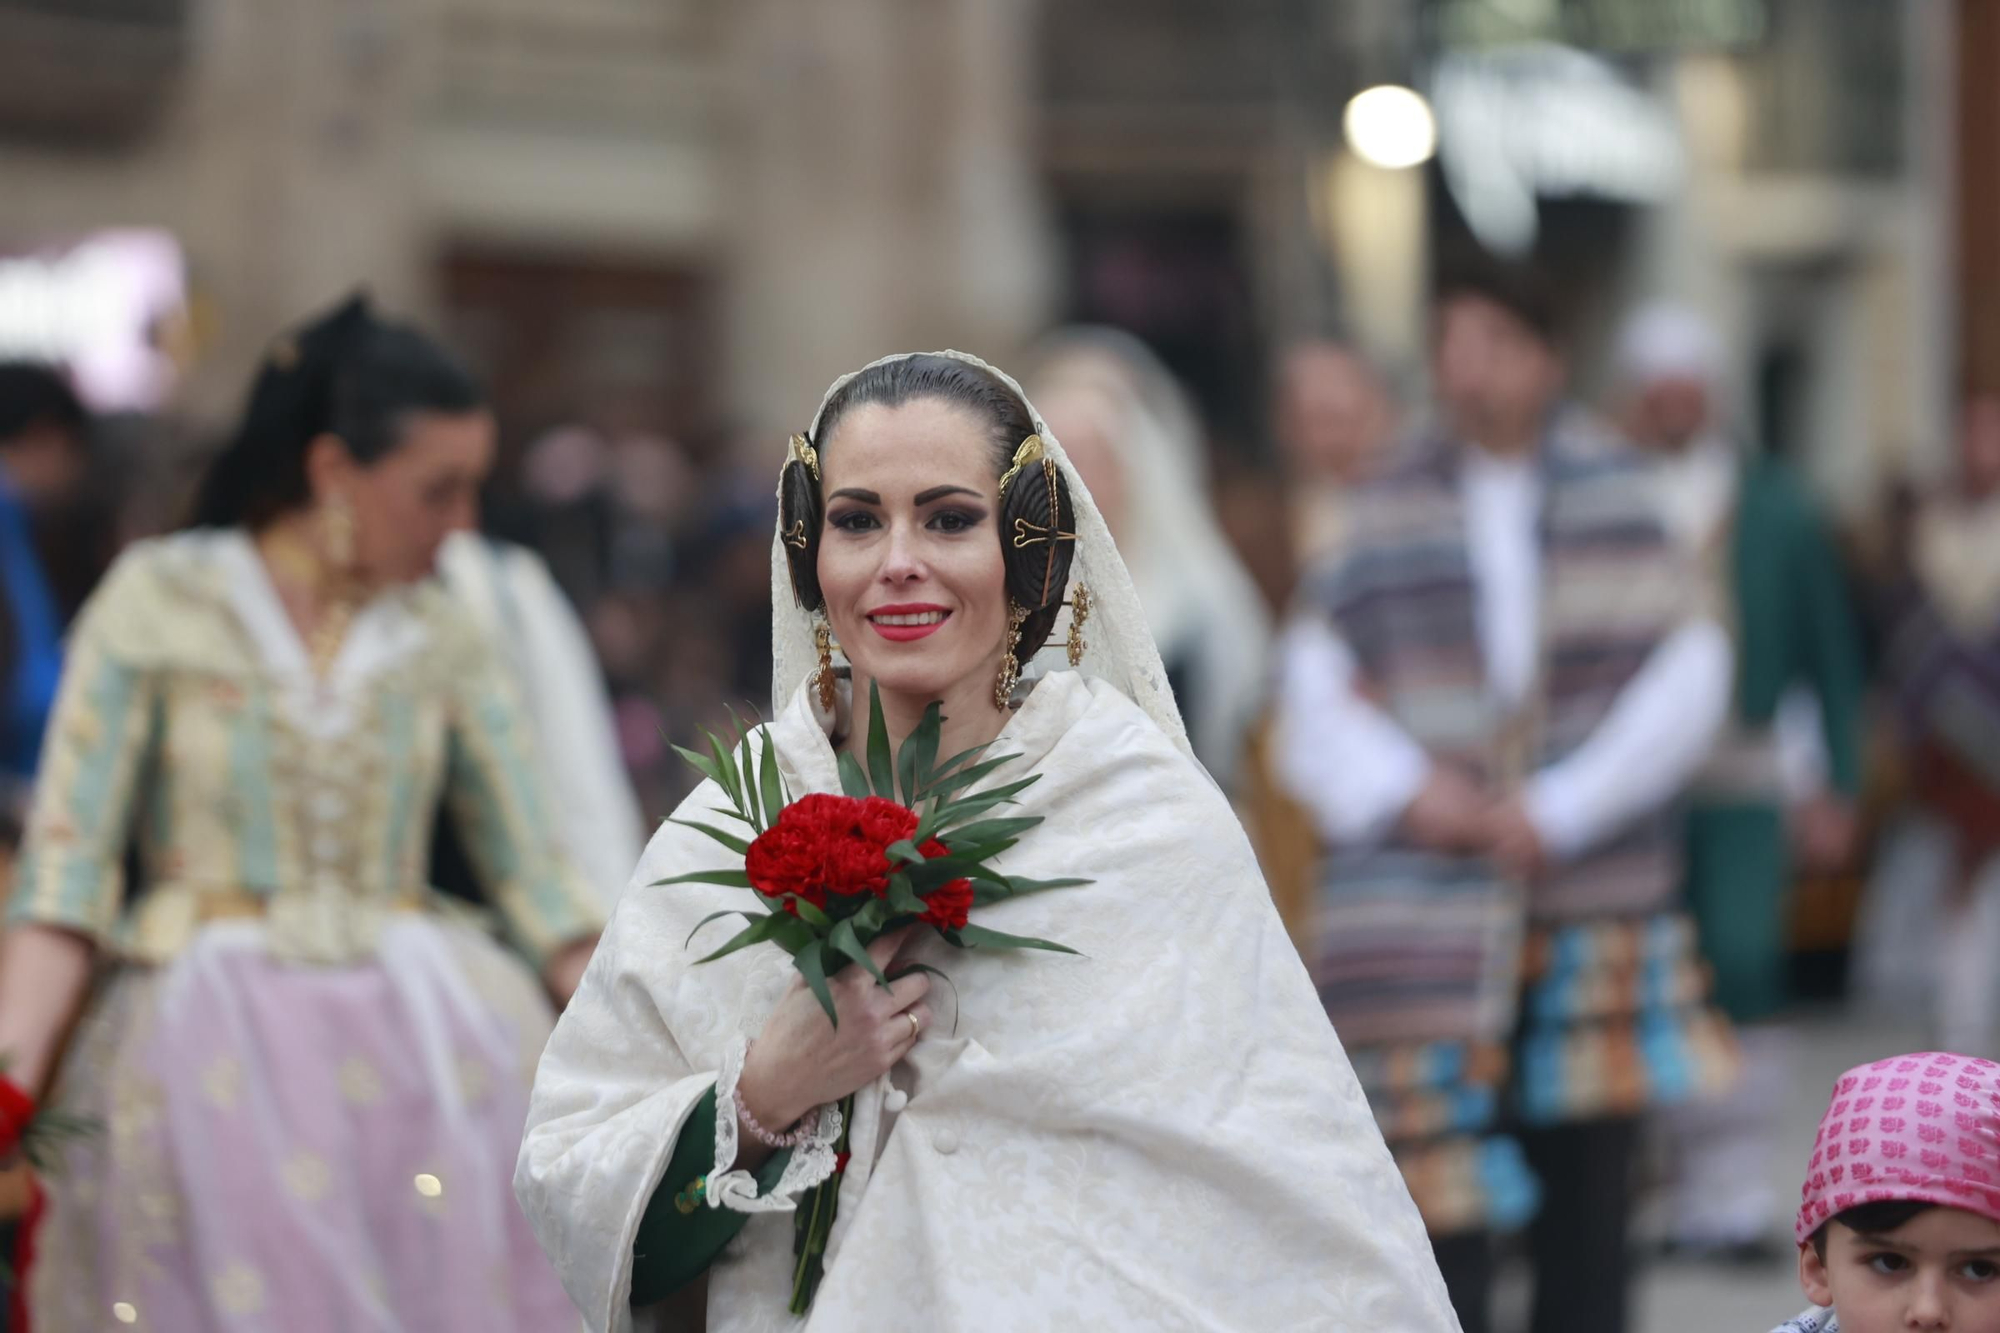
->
[720,0,1054,438]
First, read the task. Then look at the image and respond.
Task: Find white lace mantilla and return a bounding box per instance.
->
[707,1034,844,1214]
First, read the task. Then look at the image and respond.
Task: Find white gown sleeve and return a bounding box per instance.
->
[1524,617,1734,860]
[491,543,647,908]
[1271,614,1432,846]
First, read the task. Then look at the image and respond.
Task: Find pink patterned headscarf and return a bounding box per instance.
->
[1797,1051,2000,1244]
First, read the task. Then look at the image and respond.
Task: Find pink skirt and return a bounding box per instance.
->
[31,918,580,1332]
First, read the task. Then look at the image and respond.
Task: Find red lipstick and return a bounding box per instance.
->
[866,603,952,642]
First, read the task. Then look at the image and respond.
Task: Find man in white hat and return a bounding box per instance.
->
[1614,302,1867,1260]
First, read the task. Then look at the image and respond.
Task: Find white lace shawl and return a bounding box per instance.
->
[514,669,1456,1332]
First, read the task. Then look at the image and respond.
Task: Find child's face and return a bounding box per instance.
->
[1801,1207,2000,1331]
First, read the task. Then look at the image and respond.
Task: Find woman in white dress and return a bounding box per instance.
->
[514,351,1457,1332]
[1025,327,1271,792]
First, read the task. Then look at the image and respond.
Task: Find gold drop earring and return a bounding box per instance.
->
[322,491,356,570]
[307,492,360,678]
[993,600,1030,711]
[1066,582,1092,667]
[814,615,839,714]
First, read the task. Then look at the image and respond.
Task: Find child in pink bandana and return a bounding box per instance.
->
[1774,1052,2000,1332]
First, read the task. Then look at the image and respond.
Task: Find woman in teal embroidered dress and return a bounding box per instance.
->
[0,296,604,1331]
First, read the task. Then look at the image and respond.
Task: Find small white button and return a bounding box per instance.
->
[932,1129,957,1156]
[883,1088,909,1114]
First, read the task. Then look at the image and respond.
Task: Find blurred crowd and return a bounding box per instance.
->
[1,258,1997,1332]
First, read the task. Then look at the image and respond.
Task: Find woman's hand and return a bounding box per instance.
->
[542,935,598,1008]
[736,926,930,1133]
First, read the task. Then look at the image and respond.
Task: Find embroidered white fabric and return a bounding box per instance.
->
[768,348,1196,770]
[706,1034,845,1214]
[517,350,1456,1333]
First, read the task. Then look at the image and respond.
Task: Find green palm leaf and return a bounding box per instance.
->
[796,943,838,1025]
[668,819,752,855]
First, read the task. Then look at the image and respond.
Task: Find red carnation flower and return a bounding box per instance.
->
[745,793,933,911]
[744,794,847,911]
[0,1076,34,1158]
[920,876,974,932]
[857,796,920,850]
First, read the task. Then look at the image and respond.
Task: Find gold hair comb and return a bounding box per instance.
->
[996,433,1044,497]
[786,433,820,481]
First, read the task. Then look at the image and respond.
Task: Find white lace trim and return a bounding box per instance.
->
[707,1034,844,1214]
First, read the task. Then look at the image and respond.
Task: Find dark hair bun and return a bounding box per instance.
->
[779,435,825,611]
[998,451,1076,613]
[997,442,1076,665]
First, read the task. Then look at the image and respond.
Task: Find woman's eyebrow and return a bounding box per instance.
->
[828,488,882,504]
[913,485,984,506]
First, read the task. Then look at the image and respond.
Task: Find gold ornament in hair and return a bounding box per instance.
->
[993,600,1031,710]
[1066,582,1092,667]
[782,520,809,550]
[786,433,820,481]
[1009,456,1076,605]
[995,434,1044,497]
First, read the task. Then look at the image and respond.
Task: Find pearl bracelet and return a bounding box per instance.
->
[734,1084,820,1150]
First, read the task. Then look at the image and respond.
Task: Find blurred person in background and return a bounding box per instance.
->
[0,295,603,1331]
[1273,337,1402,580]
[1612,304,1868,1263]
[1274,264,1736,1333]
[1027,326,1270,791]
[1251,337,1403,943]
[1881,387,2000,1056]
[0,366,90,817]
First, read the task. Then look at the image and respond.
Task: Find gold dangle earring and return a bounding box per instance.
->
[308,492,360,678]
[814,615,839,714]
[1065,582,1092,668]
[993,600,1030,711]
[322,491,356,571]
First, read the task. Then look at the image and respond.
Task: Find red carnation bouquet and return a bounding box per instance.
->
[0,1062,94,1328]
[657,681,1084,1312]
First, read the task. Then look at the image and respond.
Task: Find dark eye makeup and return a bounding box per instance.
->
[825,503,987,535]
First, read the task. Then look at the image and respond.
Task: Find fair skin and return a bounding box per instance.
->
[1621,375,1711,455]
[0,418,87,507]
[736,395,1018,1154]
[0,412,594,1098]
[813,397,1015,770]
[1433,293,1565,461]
[1801,1208,2000,1332]
[1275,342,1397,485]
